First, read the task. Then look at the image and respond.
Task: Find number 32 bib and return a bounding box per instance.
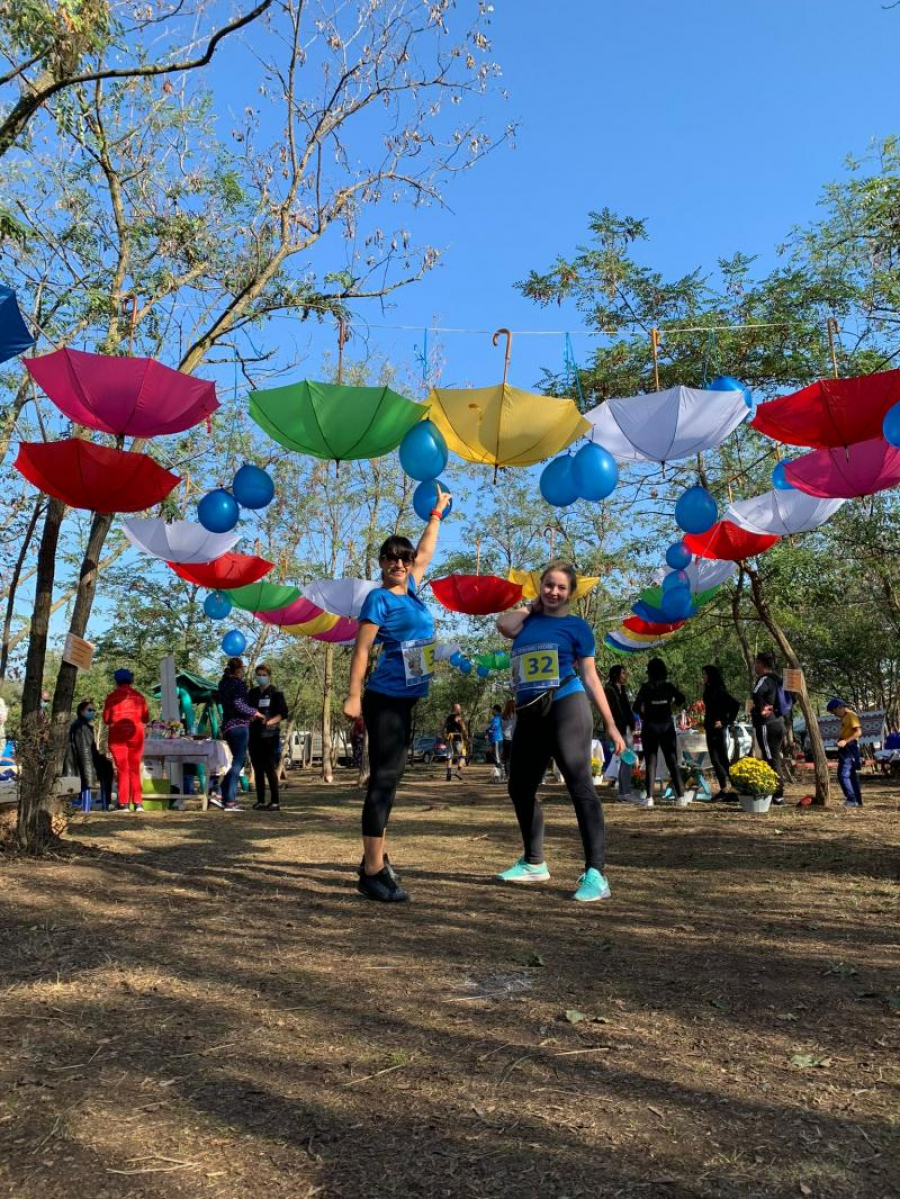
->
[511,643,560,692]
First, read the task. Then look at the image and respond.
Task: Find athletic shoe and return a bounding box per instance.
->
[208,795,224,809]
[264,802,280,811]
[617,793,633,803]
[115,804,129,812]
[772,797,785,806]
[573,868,611,902]
[843,800,862,809]
[252,801,267,810]
[496,857,550,883]
[222,803,242,812]
[131,804,144,812]
[358,855,399,883]
[633,795,654,809]
[357,866,409,902]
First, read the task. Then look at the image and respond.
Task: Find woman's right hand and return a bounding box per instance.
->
[343,695,362,721]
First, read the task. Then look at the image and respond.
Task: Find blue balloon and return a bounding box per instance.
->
[412,479,453,522]
[661,585,693,621]
[459,659,473,675]
[448,651,465,667]
[232,463,275,509]
[204,590,233,620]
[662,569,690,593]
[221,629,247,656]
[198,488,240,533]
[883,401,900,448]
[476,665,490,678]
[665,540,692,570]
[572,441,618,501]
[675,484,717,535]
[539,455,580,507]
[709,374,753,409]
[771,460,794,491]
[399,420,449,481]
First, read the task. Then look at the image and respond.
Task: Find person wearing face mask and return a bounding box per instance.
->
[343,486,451,902]
[103,668,149,812]
[495,561,625,903]
[65,700,108,812]
[216,657,264,812]
[247,663,289,810]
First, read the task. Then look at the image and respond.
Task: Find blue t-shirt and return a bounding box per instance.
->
[510,613,595,703]
[359,578,436,699]
[488,714,503,743]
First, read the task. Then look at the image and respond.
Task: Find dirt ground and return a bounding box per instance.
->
[1,766,898,1199]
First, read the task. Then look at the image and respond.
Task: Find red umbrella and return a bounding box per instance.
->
[25,348,218,437]
[751,369,900,449]
[684,521,779,561]
[622,614,687,636]
[430,574,523,616]
[14,438,179,512]
[168,552,273,588]
[784,436,900,498]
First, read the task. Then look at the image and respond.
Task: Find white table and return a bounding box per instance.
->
[142,738,230,810]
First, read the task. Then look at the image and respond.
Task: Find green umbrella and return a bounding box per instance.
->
[250,380,425,461]
[225,581,302,612]
[640,584,719,610]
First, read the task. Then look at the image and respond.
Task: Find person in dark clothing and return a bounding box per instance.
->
[604,664,636,801]
[247,663,289,810]
[65,699,112,811]
[750,650,785,803]
[633,658,685,805]
[217,658,263,811]
[702,664,741,799]
[444,703,468,780]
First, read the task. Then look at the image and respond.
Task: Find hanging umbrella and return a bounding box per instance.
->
[122,518,240,564]
[168,552,273,589]
[639,584,719,611]
[584,386,748,464]
[430,574,523,616]
[302,578,380,620]
[14,438,179,512]
[622,615,687,636]
[25,348,218,437]
[507,569,600,602]
[784,437,900,499]
[309,617,359,643]
[226,581,302,612]
[279,611,340,636]
[250,380,423,461]
[0,286,35,364]
[750,370,900,449]
[725,489,844,536]
[255,597,330,627]
[605,632,668,653]
[435,641,463,662]
[612,625,679,644]
[652,558,737,592]
[684,521,779,561]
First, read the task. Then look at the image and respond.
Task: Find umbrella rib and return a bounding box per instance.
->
[339,388,390,459]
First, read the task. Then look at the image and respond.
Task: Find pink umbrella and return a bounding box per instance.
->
[309,617,359,643]
[784,437,900,498]
[255,596,326,626]
[25,348,218,437]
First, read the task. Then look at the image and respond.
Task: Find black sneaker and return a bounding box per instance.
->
[357,866,409,902]
[264,802,280,811]
[358,854,399,883]
[252,801,267,810]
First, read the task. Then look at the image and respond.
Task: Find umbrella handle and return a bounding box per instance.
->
[121,293,138,355]
[826,317,840,379]
[492,327,513,386]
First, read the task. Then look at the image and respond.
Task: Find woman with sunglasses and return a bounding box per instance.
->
[343,486,451,902]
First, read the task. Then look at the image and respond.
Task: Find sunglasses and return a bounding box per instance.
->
[382,551,416,565]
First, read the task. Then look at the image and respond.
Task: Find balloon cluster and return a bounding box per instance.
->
[447,648,510,679]
[399,420,453,522]
[197,463,275,534]
[540,442,618,508]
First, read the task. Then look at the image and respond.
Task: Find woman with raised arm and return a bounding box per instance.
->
[495,562,624,903]
[343,486,452,902]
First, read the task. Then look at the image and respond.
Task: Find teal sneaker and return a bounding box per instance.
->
[573,868,611,902]
[496,857,550,883]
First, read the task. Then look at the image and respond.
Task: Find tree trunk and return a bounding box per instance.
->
[730,568,755,693]
[0,497,43,680]
[745,563,830,807]
[322,642,334,783]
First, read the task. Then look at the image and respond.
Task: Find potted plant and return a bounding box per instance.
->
[729,756,779,814]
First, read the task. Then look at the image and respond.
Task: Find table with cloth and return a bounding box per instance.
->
[142,737,231,810]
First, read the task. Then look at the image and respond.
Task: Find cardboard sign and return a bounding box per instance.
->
[62,633,94,671]
[783,667,803,692]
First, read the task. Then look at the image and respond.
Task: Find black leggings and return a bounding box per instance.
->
[756,717,785,798]
[705,726,731,792]
[249,738,280,805]
[361,689,416,837]
[507,691,605,871]
[643,722,683,797]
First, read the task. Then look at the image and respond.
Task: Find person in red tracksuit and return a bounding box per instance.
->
[103,668,149,811]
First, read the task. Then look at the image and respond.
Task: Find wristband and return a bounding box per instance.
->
[429,509,443,518]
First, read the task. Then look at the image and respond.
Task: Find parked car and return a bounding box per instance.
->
[410,734,450,764]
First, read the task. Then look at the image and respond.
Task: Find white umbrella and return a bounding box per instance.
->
[725,489,844,536]
[653,558,737,592]
[302,577,380,620]
[434,641,463,662]
[122,518,240,563]
[585,386,749,464]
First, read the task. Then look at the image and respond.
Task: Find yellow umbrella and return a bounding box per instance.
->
[611,625,678,644]
[426,329,589,473]
[508,568,600,602]
[282,611,340,636]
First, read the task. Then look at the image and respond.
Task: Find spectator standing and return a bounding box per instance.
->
[750,651,786,805]
[827,697,863,808]
[500,699,517,778]
[702,664,741,800]
[487,704,504,780]
[604,664,636,802]
[444,703,468,781]
[102,668,149,812]
[633,658,685,807]
[217,658,263,811]
[247,663,289,811]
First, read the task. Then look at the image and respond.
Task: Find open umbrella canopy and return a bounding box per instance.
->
[725,488,844,536]
[430,574,523,615]
[584,386,748,464]
[25,348,218,437]
[750,370,900,449]
[168,552,273,589]
[784,437,900,499]
[122,518,240,564]
[612,625,679,644]
[426,384,589,468]
[652,558,737,592]
[254,597,328,627]
[507,568,600,602]
[0,286,35,364]
[279,611,340,636]
[605,631,668,653]
[308,617,359,643]
[302,578,380,620]
[250,380,423,461]
[684,521,780,561]
[15,438,179,512]
[622,615,688,636]
[639,584,719,611]
[225,581,302,612]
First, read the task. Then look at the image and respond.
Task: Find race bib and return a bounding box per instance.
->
[401,638,435,686]
[512,643,560,691]
[259,697,271,710]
